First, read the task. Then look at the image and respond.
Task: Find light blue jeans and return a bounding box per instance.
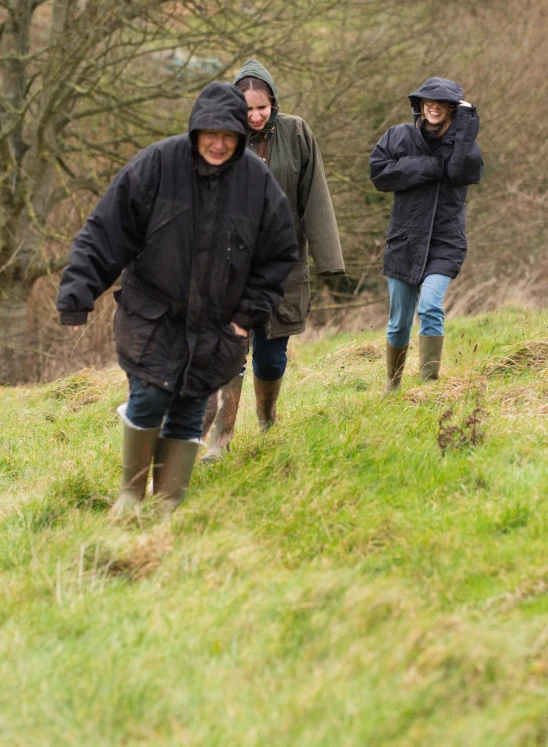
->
[387,274,451,347]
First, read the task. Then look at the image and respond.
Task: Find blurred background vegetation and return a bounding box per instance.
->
[0,0,546,383]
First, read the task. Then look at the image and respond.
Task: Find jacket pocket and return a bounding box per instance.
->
[386,227,409,243]
[188,324,248,395]
[113,287,169,364]
[223,239,253,315]
[221,217,257,314]
[384,224,414,276]
[215,325,248,381]
[275,262,311,324]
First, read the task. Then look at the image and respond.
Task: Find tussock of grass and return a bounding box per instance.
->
[1,309,548,745]
[484,340,548,375]
[323,339,384,364]
[45,367,121,411]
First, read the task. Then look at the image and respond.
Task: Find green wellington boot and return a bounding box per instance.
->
[419,334,444,381]
[385,342,409,392]
[109,404,161,519]
[152,437,200,515]
[202,375,244,462]
[254,375,283,432]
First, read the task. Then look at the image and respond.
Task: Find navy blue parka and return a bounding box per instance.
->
[369,78,483,285]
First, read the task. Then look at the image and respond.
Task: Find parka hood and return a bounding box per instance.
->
[188,82,248,160]
[233,58,279,128]
[408,77,463,118]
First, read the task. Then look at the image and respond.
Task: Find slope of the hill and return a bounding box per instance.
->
[0,308,547,746]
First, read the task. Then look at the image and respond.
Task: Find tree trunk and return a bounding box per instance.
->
[0,281,34,385]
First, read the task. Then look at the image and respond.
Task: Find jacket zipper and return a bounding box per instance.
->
[417,131,441,282]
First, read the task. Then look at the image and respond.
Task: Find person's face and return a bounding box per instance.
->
[244,89,272,131]
[421,99,449,129]
[197,130,239,165]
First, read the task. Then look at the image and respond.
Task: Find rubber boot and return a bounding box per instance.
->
[419,334,444,381]
[201,391,219,442]
[254,375,282,432]
[202,375,244,462]
[385,342,409,392]
[109,404,161,519]
[152,437,200,514]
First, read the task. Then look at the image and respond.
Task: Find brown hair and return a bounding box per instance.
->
[235,76,276,107]
[418,99,457,138]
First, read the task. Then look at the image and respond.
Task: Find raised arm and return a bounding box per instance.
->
[370,127,444,192]
[446,104,483,187]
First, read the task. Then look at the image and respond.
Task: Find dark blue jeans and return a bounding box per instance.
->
[252,326,289,381]
[125,376,208,440]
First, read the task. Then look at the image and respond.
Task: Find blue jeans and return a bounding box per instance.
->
[387,274,451,347]
[125,376,208,440]
[251,326,289,381]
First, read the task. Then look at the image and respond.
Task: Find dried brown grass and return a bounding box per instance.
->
[403,375,489,406]
[46,367,123,411]
[487,382,548,419]
[484,341,548,376]
[91,529,173,582]
[323,340,384,365]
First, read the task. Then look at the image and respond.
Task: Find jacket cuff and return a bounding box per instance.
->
[231,311,252,330]
[456,103,476,115]
[318,269,345,277]
[59,310,88,326]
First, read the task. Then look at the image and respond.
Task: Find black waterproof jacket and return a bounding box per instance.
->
[57,83,298,398]
[369,78,483,285]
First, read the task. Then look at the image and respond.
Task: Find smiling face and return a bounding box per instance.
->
[244,89,272,131]
[421,99,452,130]
[197,129,239,165]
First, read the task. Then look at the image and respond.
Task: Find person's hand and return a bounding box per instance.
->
[459,100,472,107]
[230,321,248,338]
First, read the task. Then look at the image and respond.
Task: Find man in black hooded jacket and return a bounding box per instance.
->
[57,82,298,517]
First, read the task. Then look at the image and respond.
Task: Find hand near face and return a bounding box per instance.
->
[459,100,472,107]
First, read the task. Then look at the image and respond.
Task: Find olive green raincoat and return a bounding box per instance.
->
[234,59,345,338]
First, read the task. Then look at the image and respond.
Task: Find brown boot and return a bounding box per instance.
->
[254,375,282,432]
[385,342,409,392]
[202,375,244,462]
[200,391,219,442]
[152,437,200,514]
[109,404,161,519]
[419,334,444,381]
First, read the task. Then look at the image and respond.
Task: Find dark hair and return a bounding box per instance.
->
[417,99,457,138]
[235,76,276,106]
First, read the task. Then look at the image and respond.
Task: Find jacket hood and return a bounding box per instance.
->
[408,77,463,117]
[233,58,279,128]
[188,82,248,159]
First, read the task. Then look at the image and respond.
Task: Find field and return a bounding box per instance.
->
[1,308,547,745]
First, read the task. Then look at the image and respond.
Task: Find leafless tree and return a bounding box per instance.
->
[0,0,337,382]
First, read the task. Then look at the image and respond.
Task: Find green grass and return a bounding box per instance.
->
[1,308,547,746]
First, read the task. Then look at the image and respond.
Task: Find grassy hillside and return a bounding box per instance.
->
[1,308,547,746]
